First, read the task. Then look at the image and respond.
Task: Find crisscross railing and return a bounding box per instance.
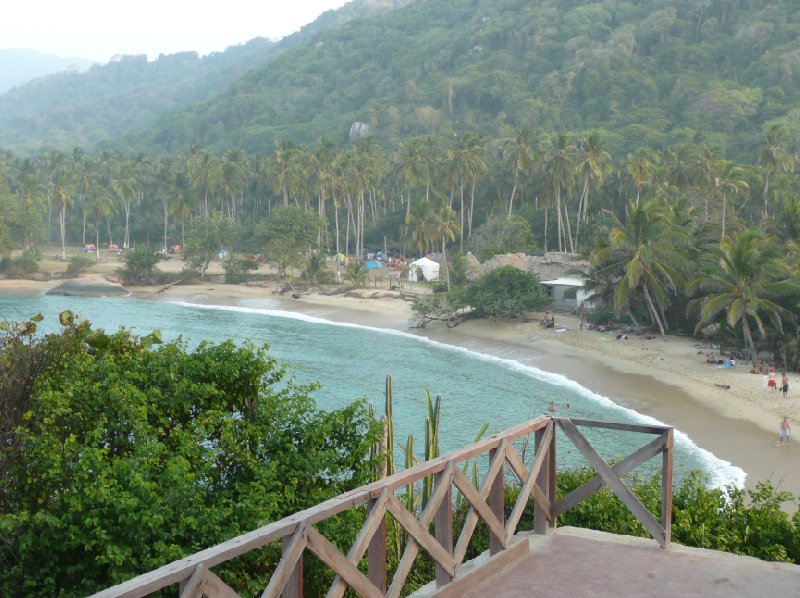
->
[93,416,673,598]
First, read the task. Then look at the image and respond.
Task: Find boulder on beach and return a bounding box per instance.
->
[46,278,129,297]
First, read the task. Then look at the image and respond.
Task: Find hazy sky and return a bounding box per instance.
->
[2,1,350,62]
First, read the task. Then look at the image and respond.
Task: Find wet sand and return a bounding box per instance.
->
[2,278,798,497]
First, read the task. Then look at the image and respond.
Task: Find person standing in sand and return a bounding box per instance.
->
[768,368,777,390]
[780,416,791,445]
[781,373,789,398]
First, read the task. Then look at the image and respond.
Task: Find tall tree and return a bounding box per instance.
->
[574,133,612,250]
[757,125,795,222]
[542,132,576,253]
[502,127,535,219]
[691,230,799,363]
[188,150,222,218]
[430,202,461,291]
[393,137,429,218]
[625,148,658,207]
[710,160,749,240]
[447,133,487,249]
[46,150,73,260]
[591,201,688,336]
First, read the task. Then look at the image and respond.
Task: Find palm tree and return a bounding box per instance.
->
[690,230,799,363]
[590,201,689,336]
[188,150,222,218]
[574,133,612,250]
[447,133,487,249]
[625,148,658,206]
[16,173,46,250]
[84,181,114,260]
[111,160,137,249]
[430,203,461,291]
[502,127,535,219]
[393,137,428,218]
[46,150,73,260]
[710,160,749,240]
[542,132,576,253]
[757,125,795,222]
[220,148,250,222]
[405,200,435,257]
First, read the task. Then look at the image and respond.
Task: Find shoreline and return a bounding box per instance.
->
[2,278,798,497]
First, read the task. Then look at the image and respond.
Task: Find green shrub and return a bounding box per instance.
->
[117,246,162,284]
[345,261,370,288]
[9,248,41,278]
[65,255,95,277]
[222,254,259,284]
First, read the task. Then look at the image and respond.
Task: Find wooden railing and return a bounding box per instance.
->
[92,416,673,598]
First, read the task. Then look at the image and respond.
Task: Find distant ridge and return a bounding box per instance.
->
[0,49,95,94]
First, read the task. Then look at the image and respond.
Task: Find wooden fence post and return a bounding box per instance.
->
[548,421,557,531]
[661,428,673,548]
[533,426,550,535]
[367,497,387,593]
[489,447,505,555]
[434,469,454,587]
[281,534,302,598]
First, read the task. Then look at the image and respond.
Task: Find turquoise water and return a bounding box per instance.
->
[0,293,745,487]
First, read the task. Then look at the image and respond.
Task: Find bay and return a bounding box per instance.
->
[0,293,745,488]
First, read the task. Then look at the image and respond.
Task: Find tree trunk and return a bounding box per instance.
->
[459,182,465,252]
[60,207,67,260]
[95,210,101,260]
[468,181,476,239]
[643,285,665,336]
[508,169,518,219]
[742,314,757,364]
[442,238,451,292]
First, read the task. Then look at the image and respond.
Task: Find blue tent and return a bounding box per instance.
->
[365,260,383,269]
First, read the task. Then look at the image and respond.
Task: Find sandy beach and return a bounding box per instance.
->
[2,275,798,498]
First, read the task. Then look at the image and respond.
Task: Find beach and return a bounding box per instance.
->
[2,275,798,498]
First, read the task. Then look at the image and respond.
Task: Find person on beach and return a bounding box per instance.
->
[780,416,791,445]
[547,401,557,412]
[782,373,789,398]
[768,368,777,390]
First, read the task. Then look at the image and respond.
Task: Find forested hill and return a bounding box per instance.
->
[134,0,800,161]
[2,0,799,161]
[0,0,410,155]
[0,38,280,153]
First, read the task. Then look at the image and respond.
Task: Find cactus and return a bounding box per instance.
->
[422,389,442,508]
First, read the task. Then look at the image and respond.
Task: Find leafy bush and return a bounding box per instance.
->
[222,254,258,284]
[117,246,162,284]
[183,215,234,278]
[345,261,370,288]
[464,265,550,318]
[65,254,95,277]
[7,248,40,278]
[0,313,380,596]
[302,252,335,286]
[556,467,800,564]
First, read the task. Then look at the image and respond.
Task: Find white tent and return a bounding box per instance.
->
[409,257,440,281]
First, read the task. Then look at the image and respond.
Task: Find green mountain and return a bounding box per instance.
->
[2,0,799,161]
[0,38,280,153]
[134,0,799,160]
[0,0,410,155]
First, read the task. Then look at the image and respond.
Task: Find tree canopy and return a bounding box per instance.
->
[0,313,379,596]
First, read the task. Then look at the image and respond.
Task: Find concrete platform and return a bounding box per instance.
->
[459,527,800,598]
